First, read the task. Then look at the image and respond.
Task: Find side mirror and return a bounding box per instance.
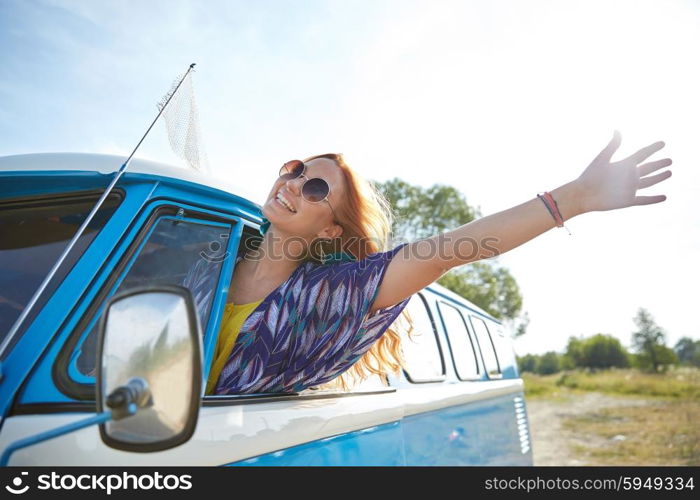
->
[96,285,203,452]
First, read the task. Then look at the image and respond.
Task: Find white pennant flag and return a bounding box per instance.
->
[157,67,209,173]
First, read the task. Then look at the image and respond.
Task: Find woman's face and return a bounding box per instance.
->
[261,157,345,241]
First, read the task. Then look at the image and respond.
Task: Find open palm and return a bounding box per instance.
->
[576,131,672,213]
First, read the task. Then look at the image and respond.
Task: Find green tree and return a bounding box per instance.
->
[632,345,678,373]
[674,337,700,367]
[559,353,576,370]
[376,178,480,241]
[565,335,586,368]
[436,262,522,321]
[631,308,672,373]
[517,353,538,373]
[580,334,630,370]
[375,178,527,334]
[537,351,561,375]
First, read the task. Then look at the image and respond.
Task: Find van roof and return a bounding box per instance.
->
[0,152,262,207]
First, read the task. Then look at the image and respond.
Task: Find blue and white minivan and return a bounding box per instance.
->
[0,153,532,466]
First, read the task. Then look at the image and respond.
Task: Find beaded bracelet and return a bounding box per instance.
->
[537,192,572,235]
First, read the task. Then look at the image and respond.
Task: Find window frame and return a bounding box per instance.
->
[68,213,234,385]
[400,292,446,384]
[468,314,503,379]
[53,202,239,400]
[436,300,481,381]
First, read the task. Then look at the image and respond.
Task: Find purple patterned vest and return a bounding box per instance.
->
[212,242,410,394]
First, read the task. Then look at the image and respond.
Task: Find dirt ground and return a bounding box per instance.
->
[526,391,658,466]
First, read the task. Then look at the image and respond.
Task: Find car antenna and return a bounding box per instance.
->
[0,63,199,359]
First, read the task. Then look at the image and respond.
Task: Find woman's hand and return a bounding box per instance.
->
[575,130,672,213]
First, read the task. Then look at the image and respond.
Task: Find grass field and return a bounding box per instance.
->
[522,366,700,466]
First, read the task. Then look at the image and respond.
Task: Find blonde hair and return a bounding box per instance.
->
[303,153,415,391]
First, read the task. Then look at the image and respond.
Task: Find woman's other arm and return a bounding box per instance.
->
[370,131,672,313]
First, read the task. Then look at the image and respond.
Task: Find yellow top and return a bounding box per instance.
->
[205,298,264,395]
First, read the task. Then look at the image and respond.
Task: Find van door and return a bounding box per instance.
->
[0,201,237,464]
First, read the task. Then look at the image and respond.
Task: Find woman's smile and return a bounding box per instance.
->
[275,190,297,213]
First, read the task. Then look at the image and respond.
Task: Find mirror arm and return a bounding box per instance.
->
[0,378,152,465]
[0,411,113,466]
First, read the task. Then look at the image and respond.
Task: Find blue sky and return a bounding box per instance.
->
[1,0,698,356]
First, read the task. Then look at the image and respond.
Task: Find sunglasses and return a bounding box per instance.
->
[278,160,338,221]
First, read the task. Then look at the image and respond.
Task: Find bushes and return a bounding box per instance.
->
[517,334,631,375]
[517,351,567,375]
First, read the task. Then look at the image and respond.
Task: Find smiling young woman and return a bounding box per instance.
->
[205,132,672,395]
[205,152,410,394]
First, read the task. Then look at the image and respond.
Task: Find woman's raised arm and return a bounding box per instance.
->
[370,131,672,314]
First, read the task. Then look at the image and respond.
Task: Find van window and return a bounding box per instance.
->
[399,293,444,382]
[0,192,121,346]
[437,302,479,380]
[469,315,502,378]
[71,214,232,379]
